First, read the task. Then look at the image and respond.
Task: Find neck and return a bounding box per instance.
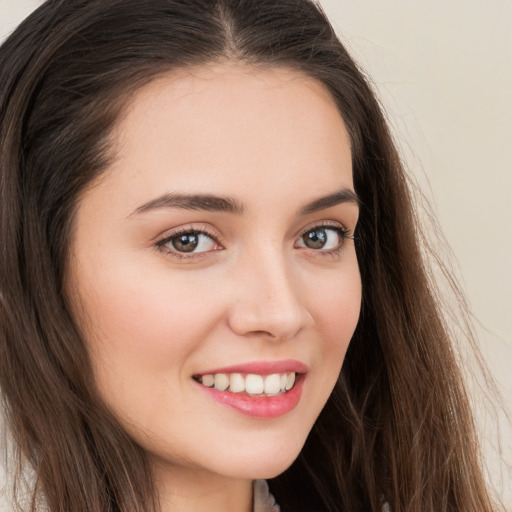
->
[152,460,254,512]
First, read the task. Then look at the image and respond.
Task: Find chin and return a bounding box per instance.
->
[217,433,308,481]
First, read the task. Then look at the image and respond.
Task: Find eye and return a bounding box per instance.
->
[157,229,220,254]
[296,225,349,251]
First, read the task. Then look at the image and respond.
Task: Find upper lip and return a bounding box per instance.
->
[195,359,308,376]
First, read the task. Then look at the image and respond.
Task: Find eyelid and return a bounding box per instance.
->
[295,220,354,253]
[154,224,224,258]
[297,220,353,239]
[153,220,354,260]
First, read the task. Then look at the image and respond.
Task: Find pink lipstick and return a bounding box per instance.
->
[193,360,307,419]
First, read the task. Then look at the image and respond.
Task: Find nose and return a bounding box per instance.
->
[226,249,313,342]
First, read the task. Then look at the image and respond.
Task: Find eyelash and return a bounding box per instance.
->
[296,222,354,257]
[155,225,223,260]
[155,222,354,260]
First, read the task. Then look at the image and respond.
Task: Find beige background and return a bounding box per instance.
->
[1,0,511,507]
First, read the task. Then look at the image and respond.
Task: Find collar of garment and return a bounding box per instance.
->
[253,480,280,512]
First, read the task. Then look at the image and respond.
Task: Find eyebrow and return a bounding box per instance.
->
[131,193,245,216]
[298,188,360,215]
[130,188,359,217]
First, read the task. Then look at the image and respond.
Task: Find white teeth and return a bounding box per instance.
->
[202,374,214,387]
[264,373,282,395]
[285,372,295,390]
[197,371,298,396]
[245,374,264,394]
[229,373,245,393]
[214,373,229,391]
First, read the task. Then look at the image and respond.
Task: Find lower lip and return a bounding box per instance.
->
[196,374,305,419]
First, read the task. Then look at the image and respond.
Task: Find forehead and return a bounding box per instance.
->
[95,63,353,211]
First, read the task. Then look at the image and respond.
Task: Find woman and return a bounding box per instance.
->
[0,0,500,511]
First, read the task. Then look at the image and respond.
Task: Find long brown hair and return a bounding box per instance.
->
[0,0,498,510]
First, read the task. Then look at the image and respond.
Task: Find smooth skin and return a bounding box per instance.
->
[67,63,361,512]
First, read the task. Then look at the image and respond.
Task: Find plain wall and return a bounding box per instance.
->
[1,0,511,507]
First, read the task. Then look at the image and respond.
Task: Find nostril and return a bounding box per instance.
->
[227,301,309,341]
[226,258,312,340]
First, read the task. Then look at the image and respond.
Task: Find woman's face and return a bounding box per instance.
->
[67,64,361,484]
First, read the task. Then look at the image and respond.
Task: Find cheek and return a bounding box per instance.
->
[72,259,223,401]
[310,259,361,342]
[289,257,361,425]
[325,283,361,349]
[305,258,361,375]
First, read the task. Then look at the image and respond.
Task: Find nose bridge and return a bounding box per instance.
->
[227,242,311,340]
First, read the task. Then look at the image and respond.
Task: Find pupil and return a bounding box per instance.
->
[304,229,327,249]
[173,233,199,252]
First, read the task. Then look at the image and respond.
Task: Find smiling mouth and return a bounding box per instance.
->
[193,372,297,396]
